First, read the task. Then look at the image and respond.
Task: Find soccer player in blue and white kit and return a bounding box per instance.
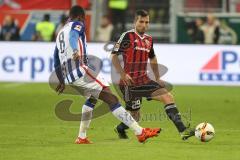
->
[53,5,161,144]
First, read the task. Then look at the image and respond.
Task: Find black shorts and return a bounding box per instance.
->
[119,80,163,111]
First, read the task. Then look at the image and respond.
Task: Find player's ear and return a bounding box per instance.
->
[82,15,86,21]
[134,17,139,26]
[134,16,138,23]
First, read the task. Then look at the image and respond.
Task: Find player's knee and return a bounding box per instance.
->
[88,96,98,105]
[161,93,174,104]
[108,93,119,106]
[99,88,119,107]
[130,110,140,122]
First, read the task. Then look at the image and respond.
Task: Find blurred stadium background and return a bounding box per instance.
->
[1,0,240,84]
[0,1,240,160]
[1,0,240,43]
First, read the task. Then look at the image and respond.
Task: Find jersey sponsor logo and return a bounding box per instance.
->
[134,46,150,52]
[199,51,240,82]
[74,25,82,31]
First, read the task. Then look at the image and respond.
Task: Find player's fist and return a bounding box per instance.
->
[72,50,80,61]
[120,72,134,86]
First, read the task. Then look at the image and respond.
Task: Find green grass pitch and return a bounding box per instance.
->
[0,82,239,160]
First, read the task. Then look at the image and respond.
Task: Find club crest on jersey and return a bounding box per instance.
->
[199,51,240,82]
[74,25,82,31]
[113,43,120,52]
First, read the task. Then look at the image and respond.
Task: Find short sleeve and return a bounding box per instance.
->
[148,42,155,59]
[112,32,130,55]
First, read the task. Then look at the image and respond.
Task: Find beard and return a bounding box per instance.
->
[136,29,145,35]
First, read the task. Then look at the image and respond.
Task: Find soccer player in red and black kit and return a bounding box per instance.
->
[111,10,195,140]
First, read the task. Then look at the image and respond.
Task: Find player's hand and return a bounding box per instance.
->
[72,52,80,61]
[56,83,65,95]
[120,72,134,86]
[156,79,165,88]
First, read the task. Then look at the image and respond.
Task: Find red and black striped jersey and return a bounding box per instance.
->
[112,29,155,85]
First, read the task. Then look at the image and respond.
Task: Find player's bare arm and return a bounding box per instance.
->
[111,54,134,85]
[149,56,160,80]
[150,56,165,87]
[72,49,80,61]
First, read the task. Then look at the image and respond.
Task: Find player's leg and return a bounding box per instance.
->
[98,87,142,135]
[149,81,195,140]
[76,96,97,144]
[74,67,161,143]
[98,87,161,142]
[115,99,141,139]
[115,85,142,138]
[151,92,186,132]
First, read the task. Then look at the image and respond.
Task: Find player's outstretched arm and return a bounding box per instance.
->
[53,46,65,94]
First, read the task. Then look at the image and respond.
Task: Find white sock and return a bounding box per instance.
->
[78,104,93,139]
[111,104,143,135]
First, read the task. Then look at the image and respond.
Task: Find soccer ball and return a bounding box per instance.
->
[195,122,215,142]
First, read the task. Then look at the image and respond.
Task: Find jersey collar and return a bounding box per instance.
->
[134,29,145,40]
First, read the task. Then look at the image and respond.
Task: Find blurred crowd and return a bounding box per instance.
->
[0,0,170,43]
[187,14,237,44]
[0,15,20,41]
[0,0,239,44]
[0,0,122,42]
[0,13,72,42]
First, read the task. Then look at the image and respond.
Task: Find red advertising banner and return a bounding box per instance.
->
[0,0,71,10]
[0,0,92,40]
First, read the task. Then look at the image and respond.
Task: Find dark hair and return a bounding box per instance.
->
[135,9,149,18]
[69,5,85,19]
[60,14,68,23]
[43,14,50,21]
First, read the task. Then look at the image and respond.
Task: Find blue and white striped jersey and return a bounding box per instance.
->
[54,20,88,83]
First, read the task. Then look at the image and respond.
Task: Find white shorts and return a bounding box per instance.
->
[71,65,109,98]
